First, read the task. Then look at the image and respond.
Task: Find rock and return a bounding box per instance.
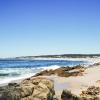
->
[53,95,59,100]
[0,77,55,100]
[35,65,85,78]
[61,89,79,100]
[80,86,100,100]
[61,86,100,100]
[0,87,22,100]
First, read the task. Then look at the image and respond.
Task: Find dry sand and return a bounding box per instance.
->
[44,63,100,98]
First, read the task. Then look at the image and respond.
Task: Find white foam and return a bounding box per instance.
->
[0,68,37,85]
[0,73,35,86]
[0,58,91,85]
[41,65,60,70]
[31,57,98,64]
[0,65,60,85]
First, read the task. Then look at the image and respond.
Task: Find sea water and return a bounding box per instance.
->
[0,59,88,84]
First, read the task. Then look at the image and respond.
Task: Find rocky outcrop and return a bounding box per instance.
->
[61,86,100,100]
[0,77,55,100]
[35,65,85,77]
[80,86,100,100]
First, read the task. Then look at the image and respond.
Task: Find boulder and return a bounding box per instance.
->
[61,89,79,100]
[0,77,55,100]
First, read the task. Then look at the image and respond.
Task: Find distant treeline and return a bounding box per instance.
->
[16,54,100,59]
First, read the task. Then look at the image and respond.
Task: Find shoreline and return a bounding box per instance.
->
[31,61,100,99]
[0,57,100,99]
[0,57,93,86]
[44,65,100,98]
[0,57,99,86]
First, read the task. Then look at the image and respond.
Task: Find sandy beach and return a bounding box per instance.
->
[0,0,99,99]
[0,57,100,100]
[37,58,99,99]
[43,64,99,97]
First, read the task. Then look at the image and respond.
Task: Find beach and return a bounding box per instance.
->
[0,57,100,100]
[0,58,88,86]
[43,63,100,99]
[0,0,99,99]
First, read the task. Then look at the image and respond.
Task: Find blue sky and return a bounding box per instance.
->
[0,0,100,57]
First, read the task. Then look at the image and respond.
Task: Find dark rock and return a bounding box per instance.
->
[61,89,79,100]
[0,86,22,100]
[8,83,20,87]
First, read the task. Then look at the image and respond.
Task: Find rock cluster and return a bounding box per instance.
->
[61,86,100,100]
[0,77,55,100]
[80,86,100,100]
[0,66,99,100]
[35,65,85,77]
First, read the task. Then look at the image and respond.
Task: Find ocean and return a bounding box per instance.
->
[0,59,88,84]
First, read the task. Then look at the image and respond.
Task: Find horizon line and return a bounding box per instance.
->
[1,53,100,59]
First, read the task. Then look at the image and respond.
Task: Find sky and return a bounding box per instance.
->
[0,0,100,57]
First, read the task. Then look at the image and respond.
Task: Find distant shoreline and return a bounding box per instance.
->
[15,54,100,59]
